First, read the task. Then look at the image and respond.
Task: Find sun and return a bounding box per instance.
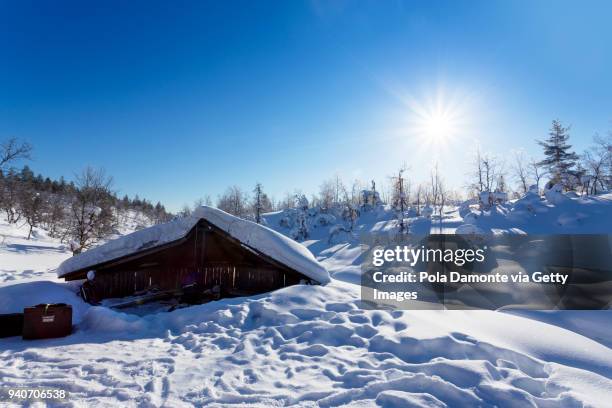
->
[380,83,474,158]
[402,88,470,154]
[421,111,456,143]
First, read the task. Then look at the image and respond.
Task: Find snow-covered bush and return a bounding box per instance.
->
[360,189,382,211]
[314,213,336,227]
[421,205,433,218]
[544,183,568,205]
[479,191,508,208]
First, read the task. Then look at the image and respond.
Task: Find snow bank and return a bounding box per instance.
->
[458,191,612,234]
[0,280,89,323]
[544,183,568,205]
[57,206,329,284]
[2,280,610,407]
[455,223,485,235]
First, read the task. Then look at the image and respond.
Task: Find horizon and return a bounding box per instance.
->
[1,1,611,211]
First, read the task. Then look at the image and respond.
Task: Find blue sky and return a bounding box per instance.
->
[1,0,611,211]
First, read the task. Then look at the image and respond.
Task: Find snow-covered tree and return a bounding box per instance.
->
[360,180,382,211]
[390,167,409,233]
[293,194,309,240]
[537,120,579,189]
[496,174,507,193]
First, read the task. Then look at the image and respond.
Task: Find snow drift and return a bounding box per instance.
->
[2,193,611,407]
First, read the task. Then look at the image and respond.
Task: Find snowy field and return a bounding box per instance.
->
[1,193,611,407]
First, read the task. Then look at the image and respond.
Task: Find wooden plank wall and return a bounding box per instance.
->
[90,220,307,301]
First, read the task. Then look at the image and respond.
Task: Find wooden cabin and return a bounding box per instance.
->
[57,207,329,303]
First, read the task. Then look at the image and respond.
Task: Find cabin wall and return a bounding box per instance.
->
[87,221,306,301]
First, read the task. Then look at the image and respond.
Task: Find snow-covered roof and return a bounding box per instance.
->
[57,206,330,284]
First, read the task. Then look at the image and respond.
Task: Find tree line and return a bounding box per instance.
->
[2,119,610,248]
[0,138,171,252]
[467,120,611,197]
[196,120,611,225]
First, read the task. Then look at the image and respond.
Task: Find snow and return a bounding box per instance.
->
[420,205,433,218]
[57,206,330,284]
[455,223,485,235]
[1,193,611,407]
[193,206,329,284]
[455,192,612,235]
[57,215,196,276]
[1,277,610,406]
[545,183,568,205]
[0,280,89,323]
[0,219,71,284]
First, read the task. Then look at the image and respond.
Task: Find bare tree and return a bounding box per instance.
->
[582,134,612,194]
[414,183,423,216]
[333,175,344,206]
[438,180,447,228]
[430,164,446,225]
[67,167,116,255]
[529,158,547,191]
[319,180,335,211]
[0,169,21,223]
[468,148,485,195]
[19,188,45,240]
[193,198,204,208]
[349,179,363,207]
[179,204,192,217]
[43,193,67,237]
[278,192,296,210]
[481,155,496,192]
[512,151,530,194]
[430,164,441,209]
[0,138,32,169]
[467,149,501,195]
[217,186,249,218]
[193,194,212,210]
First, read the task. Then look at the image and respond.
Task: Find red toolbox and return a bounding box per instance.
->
[22,303,72,340]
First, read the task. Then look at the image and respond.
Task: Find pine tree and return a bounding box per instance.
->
[537,120,578,187]
[253,183,264,224]
[252,183,272,223]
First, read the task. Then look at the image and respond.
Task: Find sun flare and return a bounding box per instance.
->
[403,89,470,152]
[383,83,474,159]
[421,111,456,142]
